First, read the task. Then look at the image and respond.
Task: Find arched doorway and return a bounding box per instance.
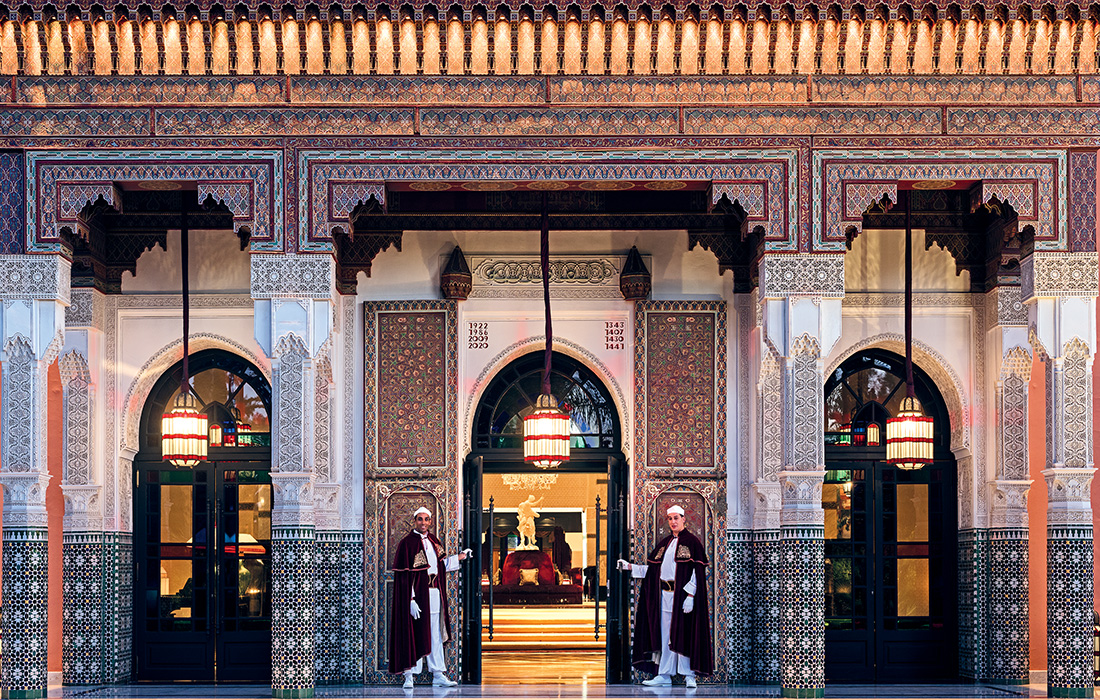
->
[462,350,630,684]
[133,350,273,682]
[823,348,958,683]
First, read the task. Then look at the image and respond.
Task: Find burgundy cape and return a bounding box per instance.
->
[631,529,714,676]
[388,530,453,674]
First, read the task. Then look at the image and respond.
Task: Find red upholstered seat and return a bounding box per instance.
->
[502,550,556,586]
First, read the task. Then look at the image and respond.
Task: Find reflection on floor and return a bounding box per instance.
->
[482,604,606,684]
[50,683,1043,699]
[481,651,605,685]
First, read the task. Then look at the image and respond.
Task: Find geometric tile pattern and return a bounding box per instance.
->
[329,182,386,219]
[957,529,990,681]
[339,533,365,683]
[2,529,49,697]
[314,532,342,685]
[62,534,106,685]
[988,531,1029,684]
[113,534,134,683]
[779,531,824,697]
[0,152,24,254]
[843,182,897,219]
[725,530,754,683]
[1046,531,1094,696]
[198,181,254,219]
[752,531,782,684]
[272,529,316,697]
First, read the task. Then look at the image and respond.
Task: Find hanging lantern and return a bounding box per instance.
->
[523,393,571,469]
[162,391,208,467]
[209,422,224,447]
[886,396,934,470]
[866,422,881,446]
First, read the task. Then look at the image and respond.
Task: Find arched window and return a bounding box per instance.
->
[473,351,620,451]
[140,349,271,453]
[824,349,949,450]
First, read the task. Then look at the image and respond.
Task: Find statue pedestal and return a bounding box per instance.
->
[502,549,555,586]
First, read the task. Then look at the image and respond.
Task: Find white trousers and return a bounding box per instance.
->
[656,590,693,677]
[406,589,445,675]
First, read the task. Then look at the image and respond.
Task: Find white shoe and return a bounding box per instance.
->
[643,675,672,686]
[685,676,697,688]
[403,675,414,690]
[432,673,458,687]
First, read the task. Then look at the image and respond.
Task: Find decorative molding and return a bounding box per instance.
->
[778,470,825,526]
[0,472,51,527]
[752,481,782,530]
[989,479,1032,529]
[843,292,973,308]
[272,472,315,528]
[465,254,646,299]
[65,288,105,329]
[26,149,282,252]
[58,350,94,487]
[760,254,845,298]
[251,254,336,299]
[786,334,823,472]
[60,484,103,531]
[1043,468,1095,526]
[273,333,310,477]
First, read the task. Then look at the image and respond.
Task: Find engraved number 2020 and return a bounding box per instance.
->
[468,321,490,349]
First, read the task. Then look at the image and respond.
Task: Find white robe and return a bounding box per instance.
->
[406,533,461,675]
[631,535,697,678]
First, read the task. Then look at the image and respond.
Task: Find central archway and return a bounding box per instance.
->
[133,349,273,682]
[822,348,958,683]
[463,350,630,685]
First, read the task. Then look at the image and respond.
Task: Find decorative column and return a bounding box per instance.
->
[759,254,843,699]
[1022,251,1098,698]
[0,254,70,698]
[311,350,343,685]
[253,254,336,699]
[985,287,1033,684]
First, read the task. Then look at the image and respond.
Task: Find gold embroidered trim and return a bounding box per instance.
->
[412,550,428,568]
[676,544,691,559]
[654,545,666,561]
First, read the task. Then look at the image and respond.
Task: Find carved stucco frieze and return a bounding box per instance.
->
[65,288,105,329]
[992,286,1028,327]
[778,470,825,526]
[251,253,336,300]
[989,479,1033,529]
[272,472,315,528]
[273,332,311,475]
[1021,251,1100,302]
[785,334,824,472]
[313,483,341,532]
[58,350,94,487]
[758,348,782,484]
[760,254,844,299]
[0,254,71,304]
[1044,467,1096,526]
[0,472,51,527]
[752,481,782,530]
[61,484,103,531]
[998,346,1031,482]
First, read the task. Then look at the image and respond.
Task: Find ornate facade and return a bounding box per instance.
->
[0,10,1095,698]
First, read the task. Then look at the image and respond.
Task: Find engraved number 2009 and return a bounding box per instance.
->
[468,321,490,349]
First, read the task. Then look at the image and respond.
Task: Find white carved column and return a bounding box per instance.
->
[252,254,335,698]
[759,254,843,698]
[984,286,1033,684]
[0,254,70,698]
[1022,251,1098,698]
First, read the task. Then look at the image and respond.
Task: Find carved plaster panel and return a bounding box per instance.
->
[272,472,315,528]
[61,484,103,531]
[989,480,1032,529]
[759,254,844,298]
[1044,468,1095,526]
[752,481,782,530]
[0,254,71,303]
[1022,252,1100,302]
[786,334,823,471]
[758,349,782,483]
[778,470,825,526]
[59,350,94,486]
[274,333,311,475]
[465,254,647,300]
[65,288,105,329]
[992,286,1028,327]
[0,472,51,527]
[251,254,336,299]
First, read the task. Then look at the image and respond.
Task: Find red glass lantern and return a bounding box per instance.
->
[162,392,208,467]
[886,396,934,470]
[523,394,570,469]
[866,422,881,446]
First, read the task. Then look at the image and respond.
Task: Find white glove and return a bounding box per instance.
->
[462,548,473,558]
[616,559,631,571]
[682,595,694,614]
[410,599,422,619]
